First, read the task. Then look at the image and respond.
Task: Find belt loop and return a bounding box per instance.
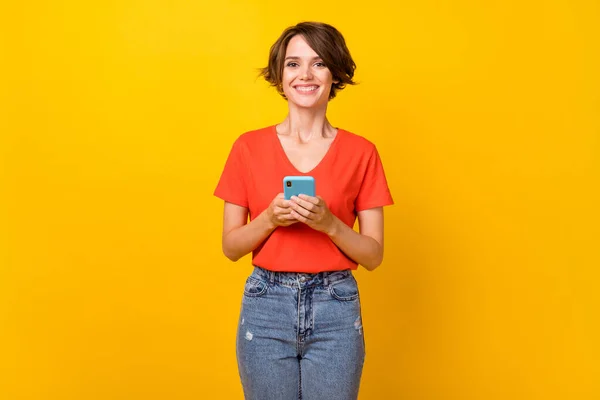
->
[323,272,329,286]
[269,270,275,284]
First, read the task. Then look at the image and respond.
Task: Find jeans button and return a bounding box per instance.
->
[299,276,306,282]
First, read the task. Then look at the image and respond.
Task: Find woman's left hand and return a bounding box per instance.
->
[289,194,338,235]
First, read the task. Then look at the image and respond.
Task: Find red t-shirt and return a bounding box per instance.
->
[214,125,393,273]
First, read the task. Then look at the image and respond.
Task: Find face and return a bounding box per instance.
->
[281,35,339,109]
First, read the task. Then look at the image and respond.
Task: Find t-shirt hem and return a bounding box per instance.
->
[253,263,358,273]
[355,199,394,212]
[213,192,248,208]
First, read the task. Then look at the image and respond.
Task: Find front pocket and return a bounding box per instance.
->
[243,276,268,297]
[329,276,359,301]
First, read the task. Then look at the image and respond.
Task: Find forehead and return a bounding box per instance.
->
[285,35,320,58]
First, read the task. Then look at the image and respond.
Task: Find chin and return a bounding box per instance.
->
[292,101,318,109]
[289,96,327,109]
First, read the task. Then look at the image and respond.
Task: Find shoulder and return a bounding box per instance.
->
[234,125,274,146]
[226,125,275,159]
[338,128,377,155]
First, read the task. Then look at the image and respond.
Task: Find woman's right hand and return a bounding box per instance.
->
[264,193,298,229]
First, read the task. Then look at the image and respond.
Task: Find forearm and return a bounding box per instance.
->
[223,211,275,262]
[327,216,383,271]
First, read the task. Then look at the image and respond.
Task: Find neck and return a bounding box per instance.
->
[280,102,333,142]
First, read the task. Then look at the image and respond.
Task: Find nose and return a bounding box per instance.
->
[300,65,313,80]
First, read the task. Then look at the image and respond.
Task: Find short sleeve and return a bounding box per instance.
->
[355,145,394,211]
[214,137,248,208]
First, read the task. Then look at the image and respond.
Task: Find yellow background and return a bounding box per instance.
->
[1,1,599,399]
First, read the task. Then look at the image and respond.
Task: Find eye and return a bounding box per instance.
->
[314,62,327,68]
[286,62,299,67]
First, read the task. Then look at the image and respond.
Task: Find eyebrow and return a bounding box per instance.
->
[284,56,323,61]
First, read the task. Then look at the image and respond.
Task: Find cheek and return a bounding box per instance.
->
[282,68,295,82]
[320,74,334,88]
[320,72,334,85]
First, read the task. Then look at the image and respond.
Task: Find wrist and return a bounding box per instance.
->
[326,216,341,237]
[261,209,276,232]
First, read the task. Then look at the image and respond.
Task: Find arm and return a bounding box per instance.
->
[221,194,298,262]
[327,208,384,271]
[221,202,274,262]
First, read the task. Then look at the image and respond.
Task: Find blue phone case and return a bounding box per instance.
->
[283,176,315,200]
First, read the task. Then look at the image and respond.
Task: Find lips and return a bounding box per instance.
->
[294,85,319,94]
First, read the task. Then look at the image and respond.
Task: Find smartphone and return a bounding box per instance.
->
[283,176,315,200]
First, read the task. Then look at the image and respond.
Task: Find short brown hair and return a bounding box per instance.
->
[259,22,357,100]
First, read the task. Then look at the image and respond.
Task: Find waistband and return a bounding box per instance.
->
[251,265,352,288]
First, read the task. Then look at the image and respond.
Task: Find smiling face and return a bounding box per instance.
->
[281,35,339,109]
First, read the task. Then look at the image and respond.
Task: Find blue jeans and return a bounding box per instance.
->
[236,266,366,400]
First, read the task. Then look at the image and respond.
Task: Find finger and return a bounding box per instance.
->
[275,198,291,208]
[278,214,296,224]
[275,206,293,215]
[275,206,296,216]
[290,202,312,218]
[291,209,309,223]
[297,194,320,205]
[283,210,296,218]
[291,195,317,212]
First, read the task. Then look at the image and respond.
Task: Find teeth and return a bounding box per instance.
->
[296,86,318,92]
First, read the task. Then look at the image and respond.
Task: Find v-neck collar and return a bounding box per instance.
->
[271,124,343,175]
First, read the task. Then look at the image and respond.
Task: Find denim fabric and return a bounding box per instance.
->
[236,265,365,400]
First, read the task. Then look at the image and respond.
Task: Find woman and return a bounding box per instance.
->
[214,21,393,400]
